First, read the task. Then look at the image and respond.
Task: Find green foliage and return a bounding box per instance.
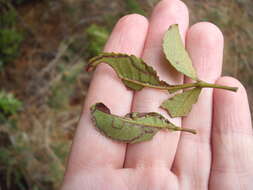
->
[51,142,71,163]
[125,0,147,16]
[62,62,85,83]
[0,7,23,66]
[0,91,22,116]
[85,24,109,57]
[103,13,121,30]
[0,9,17,28]
[0,29,23,64]
[48,62,84,109]
[48,83,74,109]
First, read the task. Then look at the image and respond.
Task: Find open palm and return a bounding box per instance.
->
[61,0,253,189]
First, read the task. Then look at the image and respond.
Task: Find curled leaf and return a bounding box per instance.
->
[87,52,170,91]
[163,24,198,80]
[161,88,201,118]
[91,103,196,144]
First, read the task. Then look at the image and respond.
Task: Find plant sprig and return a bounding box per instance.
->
[87,24,238,143]
[88,52,237,93]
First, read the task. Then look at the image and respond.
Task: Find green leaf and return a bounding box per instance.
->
[87,52,170,91]
[90,103,196,144]
[0,91,22,116]
[163,24,198,80]
[0,29,23,64]
[161,88,201,118]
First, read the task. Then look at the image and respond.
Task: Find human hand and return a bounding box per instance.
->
[61,0,253,189]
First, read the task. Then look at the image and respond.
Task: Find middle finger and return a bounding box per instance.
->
[124,0,189,169]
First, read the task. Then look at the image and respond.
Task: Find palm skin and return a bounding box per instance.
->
[61,0,253,189]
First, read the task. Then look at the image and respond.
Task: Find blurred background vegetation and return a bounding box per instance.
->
[0,0,252,189]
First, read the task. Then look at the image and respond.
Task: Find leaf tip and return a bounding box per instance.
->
[171,23,179,28]
[90,102,111,114]
[187,128,197,135]
[87,53,108,72]
[86,64,93,72]
[178,126,197,134]
[86,57,96,72]
[232,87,239,92]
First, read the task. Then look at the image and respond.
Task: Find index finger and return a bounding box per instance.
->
[64,14,149,176]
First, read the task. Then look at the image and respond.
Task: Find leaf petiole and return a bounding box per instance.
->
[167,81,238,93]
[122,78,238,92]
[170,126,197,134]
